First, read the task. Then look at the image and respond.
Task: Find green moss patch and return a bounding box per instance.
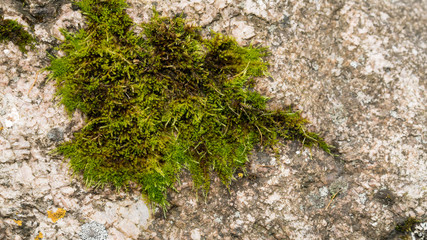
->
[0,15,35,53]
[395,217,421,233]
[46,0,331,208]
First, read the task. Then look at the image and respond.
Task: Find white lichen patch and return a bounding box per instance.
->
[79,221,108,240]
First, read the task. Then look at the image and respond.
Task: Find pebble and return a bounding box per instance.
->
[47,127,64,142]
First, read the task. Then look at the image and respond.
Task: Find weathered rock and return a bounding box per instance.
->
[0,0,425,239]
[116,219,139,239]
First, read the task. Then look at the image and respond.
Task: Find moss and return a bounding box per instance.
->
[0,15,35,53]
[46,0,332,208]
[395,217,420,233]
[393,217,422,240]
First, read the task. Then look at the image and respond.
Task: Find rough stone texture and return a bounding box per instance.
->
[1,0,426,239]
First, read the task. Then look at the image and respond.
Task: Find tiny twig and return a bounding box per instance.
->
[325,189,341,210]
[28,71,39,95]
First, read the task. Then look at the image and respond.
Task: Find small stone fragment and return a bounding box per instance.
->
[117,220,139,239]
[375,189,396,206]
[16,162,34,185]
[12,138,31,149]
[191,229,201,240]
[128,200,150,226]
[47,127,64,142]
[4,108,19,127]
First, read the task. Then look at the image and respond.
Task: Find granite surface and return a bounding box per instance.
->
[0,0,425,239]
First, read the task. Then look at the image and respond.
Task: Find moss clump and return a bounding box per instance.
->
[395,217,420,233]
[394,217,422,240]
[46,0,331,208]
[0,15,35,52]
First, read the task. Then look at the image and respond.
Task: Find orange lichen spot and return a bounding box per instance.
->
[47,208,66,223]
[34,231,43,240]
[13,219,22,226]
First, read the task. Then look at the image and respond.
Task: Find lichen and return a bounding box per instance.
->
[412,221,427,239]
[46,0,332,208]
[13,219,22,226]
[34,231,43,240]
[0,15,35,53]
[79,221,108,240]
[47,208,66,223]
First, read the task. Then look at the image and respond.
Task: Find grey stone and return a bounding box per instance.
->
[329,178,348,195]
[47,127,64,142]
[375,189,396,206]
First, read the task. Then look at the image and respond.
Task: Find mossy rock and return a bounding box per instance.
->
[46,0,331,208]
[0,15,35,52]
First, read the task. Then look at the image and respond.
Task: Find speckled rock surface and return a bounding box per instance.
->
[0,0,426,239]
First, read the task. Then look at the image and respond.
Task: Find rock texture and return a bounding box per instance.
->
[0,0,426,239]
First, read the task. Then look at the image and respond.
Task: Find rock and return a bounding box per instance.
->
[0,0,425,239]
[329,178,348,195]
[108,227,127,240]
[15,162,35,185]
[89,211,108,225]
[26,0,56,6]
[32,177,50,195]
[117,219,139,239]
[59,186,75,195]
[374,189,396,206]
[104,202,118,225]
[13,149,31,160]
[231,21,256,43]
[47,127,64,142]
[191,229,201,240]
[127,200,150,226]
[12,138,31,149]
[0,149,15,163]
[4,108,19,128]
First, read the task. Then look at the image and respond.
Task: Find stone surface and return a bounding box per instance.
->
[0,0,426,239]
[46,127,64,142]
